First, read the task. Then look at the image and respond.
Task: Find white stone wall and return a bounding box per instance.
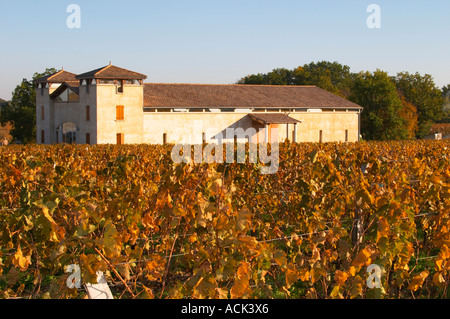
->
[142,110,360,145]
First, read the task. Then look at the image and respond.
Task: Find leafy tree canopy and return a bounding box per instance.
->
[293,61,353,97]
[0,68,59,143]
[442,84,450,97]
[237,61,353,97]
[237,68,295,85]
[350,70,410,141]
[394,72,444,138]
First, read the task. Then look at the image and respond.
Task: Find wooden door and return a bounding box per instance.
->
[117,133,124,145]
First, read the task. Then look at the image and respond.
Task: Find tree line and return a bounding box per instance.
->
[237,61,450,140]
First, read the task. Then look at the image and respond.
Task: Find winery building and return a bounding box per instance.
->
[35,64,363,145]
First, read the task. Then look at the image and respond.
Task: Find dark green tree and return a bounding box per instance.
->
[236,73,266,85]
[443,84,450,96]
[350,70,410,141]
[442,85,450,123]
[0,68,58,144]
[293,61,353,97]
[237,61,353,97]
[237,68,295,85]
[394,72,445,138]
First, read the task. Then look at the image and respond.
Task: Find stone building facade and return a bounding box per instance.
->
[35,64,363,145]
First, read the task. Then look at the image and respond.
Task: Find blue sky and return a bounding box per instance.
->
[0,0,449,100]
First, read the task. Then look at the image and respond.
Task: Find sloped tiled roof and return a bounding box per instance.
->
[76,64,147,80]
[143,83,362,109]
[429,123,450,136]
[249,113,301,125]
[64,80,80,88]
[64,81,80,95]
[34,70,78,83]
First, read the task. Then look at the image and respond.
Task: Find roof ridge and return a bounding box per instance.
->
[94,64,111,76]
[144,82,318,88]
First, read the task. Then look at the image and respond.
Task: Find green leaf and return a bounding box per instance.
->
[366,287,385,299]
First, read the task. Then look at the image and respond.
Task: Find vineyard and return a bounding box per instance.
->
[0,140,449,299]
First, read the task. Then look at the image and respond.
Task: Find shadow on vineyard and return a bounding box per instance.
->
[0,140,449,299]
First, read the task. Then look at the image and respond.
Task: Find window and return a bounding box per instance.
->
[117,133,124,145]
[86,105,90,121]
[41,106,45,120]
[116,105,124,121]
[41,130,45,144]
[202,132,206,144]
[40,85,44,96]
[345,130,349,142]
[86,133,91,145]
[163,133,167,145]
[117,80,124,94]
[319,130,323,143]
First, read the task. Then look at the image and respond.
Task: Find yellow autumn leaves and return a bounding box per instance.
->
[12,247,32,271]
[0,140,449,299]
